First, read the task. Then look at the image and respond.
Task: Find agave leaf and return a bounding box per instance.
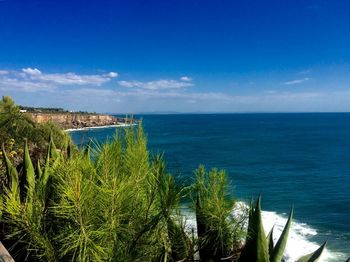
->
[241,197,256,254]
[2,145,19,197]
[296,241,327,262]
[247,197,255,237]
[267,225,274,259]
[254,196,270,262]
[37,160,43,178]
[270,208,293,262]
[41,142,51,188]
[239,196,269,262]
[49,134,59,160]
[24,139,35,204]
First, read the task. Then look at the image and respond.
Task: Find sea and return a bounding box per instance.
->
[70,113,350,261]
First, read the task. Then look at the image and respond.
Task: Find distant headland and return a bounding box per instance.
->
[19,105,134,131]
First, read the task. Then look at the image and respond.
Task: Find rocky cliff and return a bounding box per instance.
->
[28,113,119,129]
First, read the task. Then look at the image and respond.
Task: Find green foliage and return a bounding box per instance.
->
[155,156,192,260]
[0,126,192,261]
[0,96,71,162]
[0,120,331,262]
[1,137,58,261]
[0,96,35,147]
[1,145,19,199]
[194,166,239,261]
[37,126,170,261]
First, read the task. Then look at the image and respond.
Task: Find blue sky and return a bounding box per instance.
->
[0,0,350,113]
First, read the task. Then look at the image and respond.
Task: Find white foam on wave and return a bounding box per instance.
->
[65,123,136,132]
[262,209,326,261]
[182,201,345,261]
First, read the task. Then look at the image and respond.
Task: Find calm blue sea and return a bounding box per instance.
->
[70,113,350,261]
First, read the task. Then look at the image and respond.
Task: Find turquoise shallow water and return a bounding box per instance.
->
[70,113,350,260]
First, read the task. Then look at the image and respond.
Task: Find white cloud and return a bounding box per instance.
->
[5,67,349,113]
[22,68,42,76]
[0,77,55,92]
[118,79,193,90]
[180,76,192,81]
[0,68,119,92]
[108,72,118,78]
[283,77,310,85]
[21,67,118,86]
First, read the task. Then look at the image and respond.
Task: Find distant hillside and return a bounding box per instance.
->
[27,112,127,130]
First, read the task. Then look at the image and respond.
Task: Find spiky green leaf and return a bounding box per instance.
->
[37,160,43,178]
[296,241,327,262]
[24,139,35,204]
[42,142,51,188]
[271,208,293,262]
[267,226,274,259]
[49,134,59,160]
[239,196,269,262]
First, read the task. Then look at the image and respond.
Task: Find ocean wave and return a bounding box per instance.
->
[182,201,346,261]
[261,209,332,261]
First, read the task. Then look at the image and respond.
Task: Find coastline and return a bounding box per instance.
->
[65,123,136,132]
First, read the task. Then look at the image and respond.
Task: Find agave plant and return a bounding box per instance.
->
[239,196,327,262]
[1,137,60,261]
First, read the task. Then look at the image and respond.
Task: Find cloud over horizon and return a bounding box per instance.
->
[1,66,350,113]
[118,77,193,90]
